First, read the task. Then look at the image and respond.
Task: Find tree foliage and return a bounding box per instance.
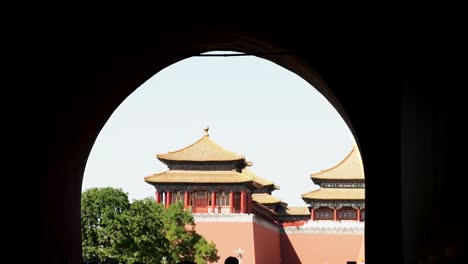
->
[161,203,219,264]
[114,198,168,264]
[81,187,130,262]
[81,188,219,264]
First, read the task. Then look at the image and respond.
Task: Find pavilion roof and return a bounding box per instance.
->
[145,170,253,184]
[278,206,310,216]
[145,169,274,189]
[252,193,282,204]
[243,168,279,190]
[282,206,310,216]
[310,145,364,180]
[148,128,279,190]
[157,128,245,162]
[301,188,365,200]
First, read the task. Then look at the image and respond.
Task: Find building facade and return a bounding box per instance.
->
[282,145,365,264]
[145,128,364,263]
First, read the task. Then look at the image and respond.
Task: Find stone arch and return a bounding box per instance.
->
[38,20,420,263]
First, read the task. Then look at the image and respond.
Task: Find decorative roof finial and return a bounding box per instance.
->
[203,126,209,136]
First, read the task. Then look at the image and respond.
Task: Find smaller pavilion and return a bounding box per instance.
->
[302,145,365,222]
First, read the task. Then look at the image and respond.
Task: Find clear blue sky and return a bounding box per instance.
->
[82,51,356,206]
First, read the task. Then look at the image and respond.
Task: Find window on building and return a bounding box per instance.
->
[338,207,357,220]
[361,209,365,221]
[216,191,229,206]
[171,190,184,204]
[315,207,334,220]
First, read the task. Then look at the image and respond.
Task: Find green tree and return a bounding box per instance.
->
[115,198,168,264]
[162,203,219,264]
[81,187,219,264]
[161,202,196,262]
[193,235,219,264]
[81,187,130,262]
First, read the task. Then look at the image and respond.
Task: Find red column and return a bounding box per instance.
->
[248,194,252,213]
[357,208,361,222]
[184,191,189,209]
[166,191,171,208]
[229,192,234,213]
[211,191,216,213]
[310,208,315,221]
[334,208,338,221]
[155,191,161,204]
[240,191,246,213]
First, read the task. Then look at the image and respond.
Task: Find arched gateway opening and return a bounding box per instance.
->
[82,50,365,263]
[41,22,433,264]
[66,35,364,263]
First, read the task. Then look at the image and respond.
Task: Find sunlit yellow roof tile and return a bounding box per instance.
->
[243,168,279,190]
[302,188,365,200]
[284,206,310,215]
[310,145,364,180]
[252,193,282,204]
[157,129,244,162]
[145,170,251,184]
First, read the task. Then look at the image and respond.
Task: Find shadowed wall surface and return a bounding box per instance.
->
[252,219,281,263]
[280,233,364,263]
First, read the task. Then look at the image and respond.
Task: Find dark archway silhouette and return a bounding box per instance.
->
[20,14,463,264]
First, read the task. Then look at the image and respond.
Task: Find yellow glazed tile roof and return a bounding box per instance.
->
[157,131,244,162]
[302,188,365,200]
[145,170,252,184]
[310,145,364,180]
[252,193,282,204]
[253,202,278,216]
[284,206,310,215]
[243,168,279,190]
[145,168,275,188]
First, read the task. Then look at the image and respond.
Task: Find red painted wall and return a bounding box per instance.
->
[281,233,364,263]
[196,219,363,263]
[196,221,255,263]
[252,222,281,264]
[196,220,281,264]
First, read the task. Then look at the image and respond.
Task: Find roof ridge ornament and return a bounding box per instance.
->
[203,126,209,136]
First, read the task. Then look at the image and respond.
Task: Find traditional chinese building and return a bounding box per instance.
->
[302,145,365,222]
[279,145,365,264]
[144,128,364,263]
[144,127,278,215]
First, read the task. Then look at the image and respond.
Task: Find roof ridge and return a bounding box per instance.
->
[156,133,245,161]
[310,145,357,176]
[301,188,321,197]
[308,145,364,180]
[156,135,206,157]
